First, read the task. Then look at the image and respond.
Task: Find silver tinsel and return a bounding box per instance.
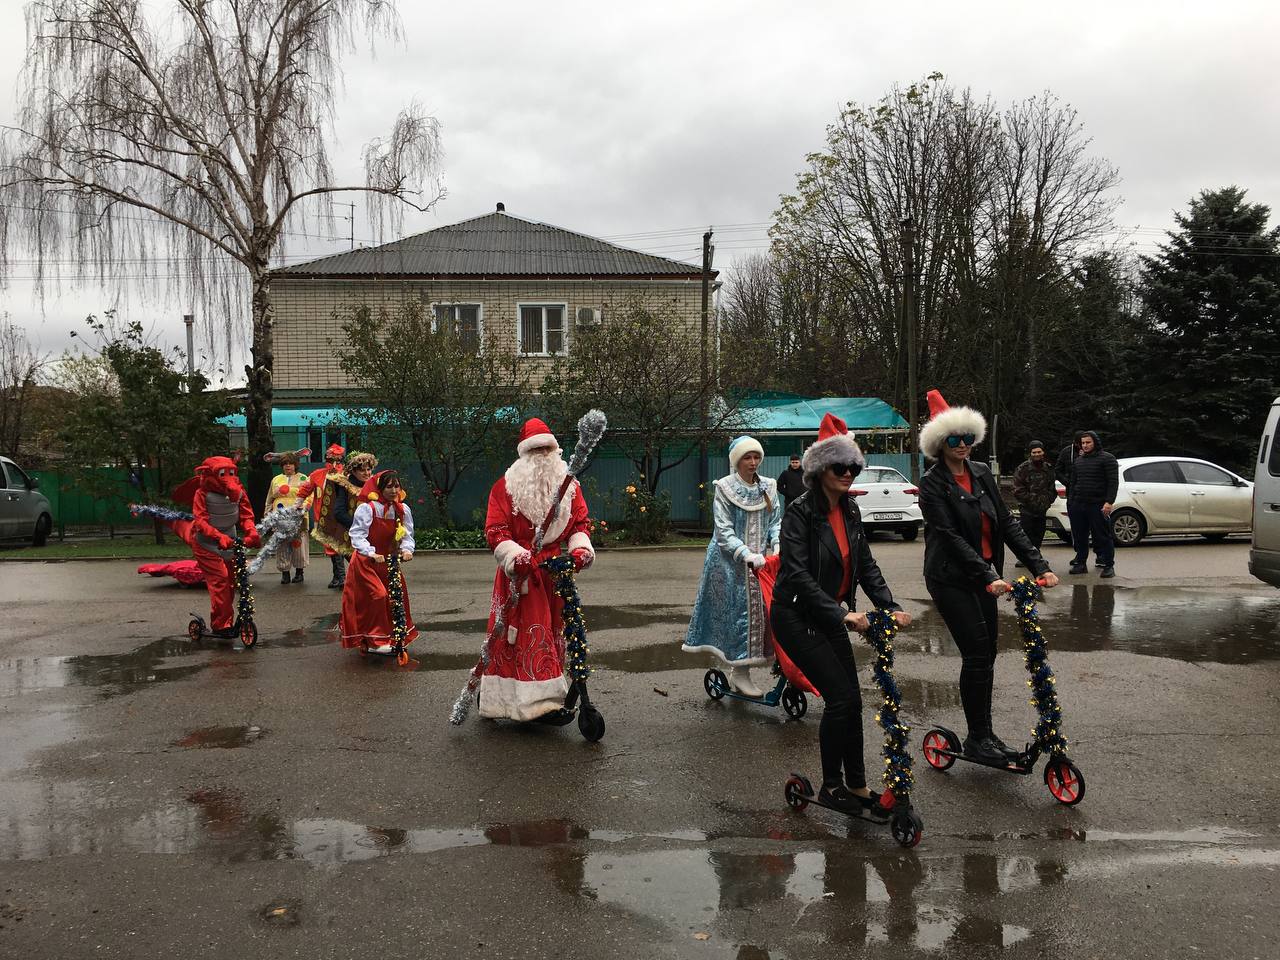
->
[449,408,609,726]
[246,506,308,575]
[129,503,194,523]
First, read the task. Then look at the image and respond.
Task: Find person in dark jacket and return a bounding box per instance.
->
[771,413,912,818]
[1067,431,1119,577]
[1011,440,1057,553]
[776,454,806,506]
[918,390,1059,764]
[1054,432,1084,490]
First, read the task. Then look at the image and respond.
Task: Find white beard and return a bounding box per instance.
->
[505,452,571,526]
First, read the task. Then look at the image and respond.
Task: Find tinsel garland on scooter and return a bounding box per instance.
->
[1011,576,1069,757]
[233,537,254,635]
[386,548,410,664]
[543,554,590,683]
[864,608,914,802]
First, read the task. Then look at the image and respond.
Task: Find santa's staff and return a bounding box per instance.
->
[450,410,607,725]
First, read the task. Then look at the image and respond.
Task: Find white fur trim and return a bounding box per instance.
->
[493,539,527,576]
[516,433,559,457]
[801,433,865,482]
[728,436,764,470]
[566,531,594,559]
[918,406,988,458]
[478,673,571,721]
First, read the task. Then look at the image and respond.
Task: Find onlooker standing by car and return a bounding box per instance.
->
[1067,432,1119,578]
[776,453,806,508]
[1012,440,1057,554]
[1055,431,1084,491]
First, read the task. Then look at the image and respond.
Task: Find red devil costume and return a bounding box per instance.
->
[168,456,261,635]
[339,472,419,653]
[481,419,595,721]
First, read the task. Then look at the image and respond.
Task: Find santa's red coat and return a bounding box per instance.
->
[479,476,592,721]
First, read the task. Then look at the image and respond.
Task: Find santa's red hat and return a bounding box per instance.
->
[801,412,865,486]
[517,418,560,457]
[918,389,987,458]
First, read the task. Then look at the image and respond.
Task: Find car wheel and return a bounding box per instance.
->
[900,525,919,542]
[32,513,52,547]
[1110,509,1145,547]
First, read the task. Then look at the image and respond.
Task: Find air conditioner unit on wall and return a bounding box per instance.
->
[576,307,601,326]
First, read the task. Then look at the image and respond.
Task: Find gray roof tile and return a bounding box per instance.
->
[274,211,707,278]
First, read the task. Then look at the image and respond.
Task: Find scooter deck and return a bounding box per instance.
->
[929,747,1037,775]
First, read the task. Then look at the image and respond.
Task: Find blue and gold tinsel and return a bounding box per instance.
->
[1011,576,1069,758]
[233,537,254,636]
[387,549,409,656]
[864,609,914,801]
[544,555,591,683]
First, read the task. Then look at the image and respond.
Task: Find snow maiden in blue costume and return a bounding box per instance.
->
[682,436,784,696]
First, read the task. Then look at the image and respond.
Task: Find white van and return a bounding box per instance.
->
[1250,397,1280,587]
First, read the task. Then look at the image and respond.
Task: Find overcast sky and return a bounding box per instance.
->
[3,0,1278,373]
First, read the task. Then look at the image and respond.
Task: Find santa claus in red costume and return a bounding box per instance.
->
[480,418,595,721]
[168,456,261,637]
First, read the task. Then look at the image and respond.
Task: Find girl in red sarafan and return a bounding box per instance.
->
[338,470,419,656]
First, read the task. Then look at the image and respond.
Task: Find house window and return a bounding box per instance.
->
[518,304,567,356]
[432,303,482,353]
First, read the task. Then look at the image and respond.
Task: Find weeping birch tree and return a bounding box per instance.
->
[0,0,444,507]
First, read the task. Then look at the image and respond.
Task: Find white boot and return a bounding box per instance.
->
[729,665,764,698]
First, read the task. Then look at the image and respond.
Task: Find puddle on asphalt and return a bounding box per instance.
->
[431,604,690,635]
[902,585,1280,663]
[174,725,265,749]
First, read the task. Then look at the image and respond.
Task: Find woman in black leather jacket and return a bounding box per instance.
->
[917,390,1058,764]
[771,413,912,817]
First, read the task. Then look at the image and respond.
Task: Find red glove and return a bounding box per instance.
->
[570,548,593,571]
[243,529,262,549]
[278,483,290,495]
[216,533,234,551]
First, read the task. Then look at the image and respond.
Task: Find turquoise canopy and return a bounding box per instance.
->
[738,396,908,434]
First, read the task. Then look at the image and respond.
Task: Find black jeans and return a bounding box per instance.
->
[771,603,866,790]
[926,578,1000,740]
[1018,510,1047,551]
[1067,501,1115,567]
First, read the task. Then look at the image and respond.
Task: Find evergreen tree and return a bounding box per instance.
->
[1133,187,1280,473]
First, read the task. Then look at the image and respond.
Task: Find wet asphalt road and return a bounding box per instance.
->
[1,538,1278,959]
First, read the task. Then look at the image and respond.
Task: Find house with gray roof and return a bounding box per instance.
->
[271,204,714,403]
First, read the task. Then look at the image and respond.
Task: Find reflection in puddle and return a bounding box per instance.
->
[175,725,265,749]
[432,604,690,635]
[902,585,1280,663]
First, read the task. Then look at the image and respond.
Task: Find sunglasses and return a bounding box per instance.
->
[945,434,976,448]
[830,462,862,477]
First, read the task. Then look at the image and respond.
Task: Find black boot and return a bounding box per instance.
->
[292,569,304,584]
[327,554,345,589]
[281,571,291,585]
[963,734,1010,763]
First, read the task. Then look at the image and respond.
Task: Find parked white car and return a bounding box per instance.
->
[1045,456,1252,547]
[0,455,54,546]
[1250,397,1280,586]
[856,465,922,540]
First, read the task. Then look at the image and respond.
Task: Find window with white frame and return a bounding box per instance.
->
[518,304,567,356]
[432,303,482,353]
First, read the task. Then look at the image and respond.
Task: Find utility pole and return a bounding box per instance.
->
[699,228,713,523]
[183,314,196,385]
[902,217,919,483]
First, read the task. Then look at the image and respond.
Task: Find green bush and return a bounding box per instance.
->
[620,478,671,544]
[417,527,487,550]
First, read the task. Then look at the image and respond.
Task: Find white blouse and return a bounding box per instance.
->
[349,501,416,557]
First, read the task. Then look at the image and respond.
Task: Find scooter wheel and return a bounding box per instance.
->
[1044,758,1085,806]
[578,707,606,743]
[187,618,204,643]
[781,686,808,719]
[784,774,812,811]
[240,620,258,649]
[891,808,924,848]
[703,669,728,701]
[922,729,957,770]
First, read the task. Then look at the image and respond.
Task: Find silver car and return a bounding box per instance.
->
[1046,456,1252,547]
[0,456,54,546]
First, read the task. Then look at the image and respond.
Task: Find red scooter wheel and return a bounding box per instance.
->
[784,774,812,811]
[240,620,258,649]
[1045,759,1085,805]
[922,730,957,770]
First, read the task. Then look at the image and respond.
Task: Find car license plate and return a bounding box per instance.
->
[873,512,903,521]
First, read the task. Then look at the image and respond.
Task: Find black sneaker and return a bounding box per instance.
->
[1068,563,1087,575]
[818,785,891,822]
[988,733,1021,759]
[327,576,342,589]
[1100,566,1116,579]
[963,735,1012,764]
[533,708,576,727]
